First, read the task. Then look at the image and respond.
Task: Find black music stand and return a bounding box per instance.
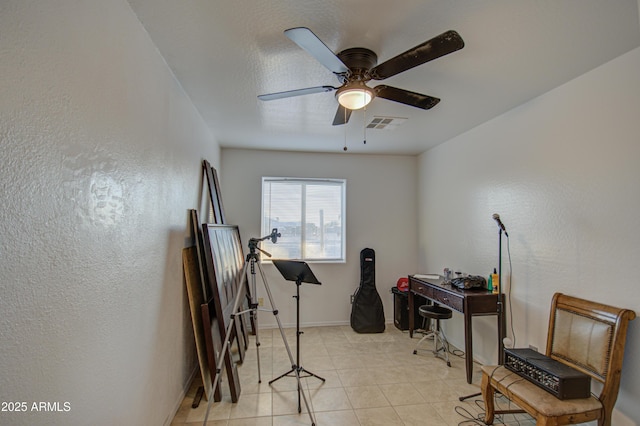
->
[270,260,325,412]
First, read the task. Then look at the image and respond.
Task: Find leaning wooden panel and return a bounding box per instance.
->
[189,209,210,300]
[210,165,226,224]
[182,247,221,402]
[202,159,224,224]
[203,224,248,360]
[201,224,247,399]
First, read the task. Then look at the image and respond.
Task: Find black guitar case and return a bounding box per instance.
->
[350,248,385,333]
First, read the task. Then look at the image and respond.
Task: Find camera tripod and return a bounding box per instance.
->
[203,229,316,426]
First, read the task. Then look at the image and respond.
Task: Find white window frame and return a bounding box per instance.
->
[261,177,346,263]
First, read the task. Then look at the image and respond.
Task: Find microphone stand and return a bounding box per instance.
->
[497,227,506,365]
[459,224,507,401]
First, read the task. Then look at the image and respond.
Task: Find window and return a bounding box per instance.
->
[261,177,346,262]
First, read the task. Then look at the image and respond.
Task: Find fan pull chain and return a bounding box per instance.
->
[363,106,367,144]
[343,108,348,151]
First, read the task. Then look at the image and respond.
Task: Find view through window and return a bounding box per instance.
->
[261,177,346,262]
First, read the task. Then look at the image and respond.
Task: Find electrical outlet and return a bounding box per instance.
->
[258,298,264,306]
[529,344,538,352]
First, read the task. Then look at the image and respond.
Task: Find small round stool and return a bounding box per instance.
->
[412,304,452,367]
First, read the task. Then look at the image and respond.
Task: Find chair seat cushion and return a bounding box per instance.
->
[419,304,453,320]
[481,365,602,417]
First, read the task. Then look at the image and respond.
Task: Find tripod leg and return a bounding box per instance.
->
[257,263,298,369]
[248,270,262,383]
[203,260,252,424]
[253,307,262,383]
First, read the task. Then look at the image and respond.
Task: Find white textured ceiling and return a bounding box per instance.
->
[127,0,640,154]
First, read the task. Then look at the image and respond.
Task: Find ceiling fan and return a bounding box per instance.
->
[258,27,464,125]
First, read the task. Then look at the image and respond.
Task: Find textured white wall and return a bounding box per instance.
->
[418,47,640,424]
[220,149,418,328]
[0,1,219,425]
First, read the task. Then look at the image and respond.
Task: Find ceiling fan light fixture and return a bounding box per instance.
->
[336,83,375,110]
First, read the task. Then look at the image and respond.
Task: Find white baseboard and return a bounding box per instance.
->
[255,319,398,329]
[163,366,199,426]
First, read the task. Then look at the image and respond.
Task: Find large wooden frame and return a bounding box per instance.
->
[183,209,224,404]
[191,160,249,404]
[201,224,247,400]
[202,159,226,224]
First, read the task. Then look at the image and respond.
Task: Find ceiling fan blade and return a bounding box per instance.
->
[332,105,352,126]
[374,85,440,109]
[284,27,350,75]
[370,30,464,80]
[258,86,337,101]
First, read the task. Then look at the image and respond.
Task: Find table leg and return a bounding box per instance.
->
[498,295,506,364]
[464,311,473,384]
[408,290,414,338]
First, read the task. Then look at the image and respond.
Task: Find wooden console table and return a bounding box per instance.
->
[408,275,505,384]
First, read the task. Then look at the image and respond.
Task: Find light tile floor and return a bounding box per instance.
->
[171,325,535,426]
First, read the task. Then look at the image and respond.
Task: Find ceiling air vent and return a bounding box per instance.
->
[366,116,408,130]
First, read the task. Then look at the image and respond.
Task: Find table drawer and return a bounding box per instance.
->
[431,287,463,312]
[412,280,434,299]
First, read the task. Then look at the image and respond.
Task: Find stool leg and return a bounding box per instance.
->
[436,324,451,367]
[413,314,437,355]
[414,316,431,336]
[427,319,451,367]
[413,327,435,354]
[414,314,451,368]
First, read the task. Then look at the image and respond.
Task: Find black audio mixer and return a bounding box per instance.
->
[503,348,591,400]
